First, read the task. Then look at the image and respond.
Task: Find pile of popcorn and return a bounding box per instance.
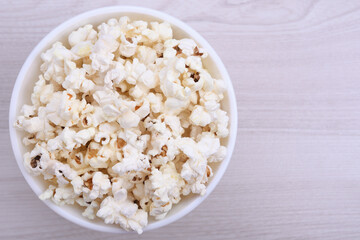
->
[15,16,229,234]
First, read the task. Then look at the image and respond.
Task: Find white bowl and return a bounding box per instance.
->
[9,6,238,233]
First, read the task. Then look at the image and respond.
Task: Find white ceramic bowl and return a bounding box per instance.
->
[9,6,237,233]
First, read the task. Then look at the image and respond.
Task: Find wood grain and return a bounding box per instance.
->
[2,0,360,239]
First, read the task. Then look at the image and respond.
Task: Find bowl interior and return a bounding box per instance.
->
[9,7,237,233]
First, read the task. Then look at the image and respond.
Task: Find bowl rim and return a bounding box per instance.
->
[9,5,238,233]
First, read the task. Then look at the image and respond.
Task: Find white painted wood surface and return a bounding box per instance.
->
[2,0,360,239]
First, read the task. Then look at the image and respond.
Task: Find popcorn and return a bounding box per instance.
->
[31,75,55,106]
[45,90,86,127]
[163,39,179,58]
[177,137,212,195]
[112,145,150,175]
[123,58,147,85]
[135,99,150,119]
[213,109,230,138]
[39,185,56,200]
[190,105,212,127]
[138,69,156,89]
[119,34,138,57]
[82,172,111,202]
[112,179,128,201]
[141,28,159,43]
[150,22,173,41]
[200,70,214,92]
[128,20,148,35]
[136,46,157,66]
[208,146,227,163]
[146,93,164,113]
[53,186,78,205]
[75,127,96,145]
[68,24,97,47]
[117,108,140,129]
[40,42,76,84]
[97,196,148,234]
[155,114,184,138]
[71,41,93,58]
[175,57,186,73]
[47,127,77,151]
[85,142,111,168]
[94,132,110,145]
[117,129,150,152]
[62,68,95,93]
[104,61,126,88]
[15,16,229,234]
[90,32,119,72]
[76,198,100,220]
[186,56,203,72]
[178,39,197,56]
[17,116,43,134]
[83,201,100,219]
[149,162,184,219]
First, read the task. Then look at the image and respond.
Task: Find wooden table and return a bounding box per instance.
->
[2,0,360,239]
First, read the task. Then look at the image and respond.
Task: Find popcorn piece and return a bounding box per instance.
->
[16,116,43,134]
[123,58,147,85]
[112,145,150,175]
[150,22,173,41]
[39,185,56,200]
[30,75,55,106]
[71,41,93,58]
[175,57,186,73]
[17,106,56,142]
[40,42,76,84]
[212,109,230,138]
[85,142,110,168]
[104,61,126,88]
[83,172,111,202]
[83,201,100,219]
[68,24,97,47]
[23,143,60,179]
[62,68,95,93]
[74,127,96,145]
[149,162,184,219]
[146,93,164,113]
[117,129,150,152]
[47,127,77,151]
[138,69,156,89]
[112,179,128,201]
[53,186,78,205]
[119,34,138,57]
[76,198,100,220]
[190,105,212,127]
[128,20,148,35]
[90,33,119,72]
[144,117,172,155]
[177,137,211,195]
[117,108,140,129]
[200,70,214,92]
[45,158,83,191]
[197,132,221,158]
[94,132,110,145]
[178,39,197,56]
[134,100,150,119]
[97,196,148,234]
[136,46,157,66]
[45,90,86,127]
[163,114,184,138]
[141,28,159,43]
[208,146,227,163]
